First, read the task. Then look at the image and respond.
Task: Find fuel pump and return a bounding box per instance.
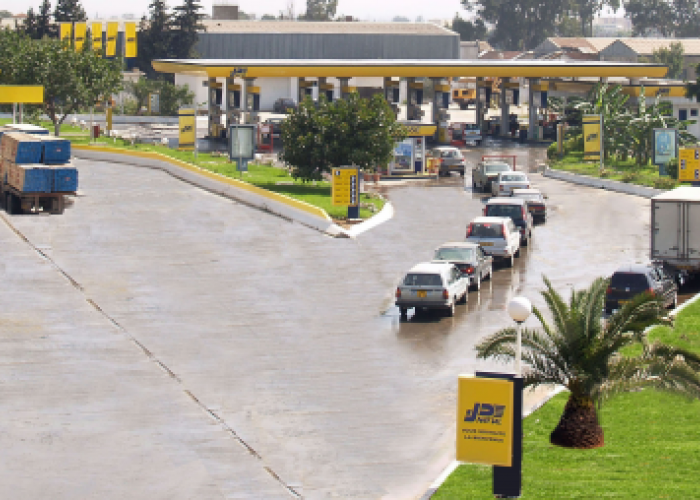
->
[226,82,241,128]
[207,78,223,138]
[298,79,314,103]
[433,79,451,143]
[384,78,400,117]
[407,79,424,121]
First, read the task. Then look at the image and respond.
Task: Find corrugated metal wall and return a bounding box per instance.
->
[196,33,459,60]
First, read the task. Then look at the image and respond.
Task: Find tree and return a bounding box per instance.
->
[0,10,13,19]
[125,78,194,116]
[53,0,86,23]
[450,14,488,41]
[625,0,700,37]
[462,0,563,50]
[280,93,407,181]
[23,0,56,39]
[685,63,700,103]
[570,0,620,37]
[649,42,684,80]
[136,0,173,79]
[171,0,205,59]
[7,36,123,135]
[475,276,700,449]
[303,0,337,21]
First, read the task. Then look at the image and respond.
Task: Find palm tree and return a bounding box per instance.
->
[475,276,700,449]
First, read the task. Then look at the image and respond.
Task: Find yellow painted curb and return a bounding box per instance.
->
[73,144,331,221]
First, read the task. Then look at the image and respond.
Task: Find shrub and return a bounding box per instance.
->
[621,172,639,183]
[653,177,678,189]
[547,142,558,159]
[564,134,583,154]
[666,157,679,179]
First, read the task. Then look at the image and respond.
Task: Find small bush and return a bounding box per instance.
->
[653,177,678,189]
[599,169,612,178]
[547,142,558,159]
[563,135,583,154]
[666,157,679,179]
[621,172,639,183]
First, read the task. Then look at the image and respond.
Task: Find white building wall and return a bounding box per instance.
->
[668,97,700,140]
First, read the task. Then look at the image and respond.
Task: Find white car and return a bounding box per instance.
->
[491,172,531,196]
[395,262,469,318]
[465,216,522,268]
[472,161,513,193]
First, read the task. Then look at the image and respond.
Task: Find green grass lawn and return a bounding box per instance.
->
[0,119,384,220]
[549,151,681,190]
[435,298,700,499]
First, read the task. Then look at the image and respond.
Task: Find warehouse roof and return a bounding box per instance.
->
[546,37,619,54]
[605,38,700,56]
[200,20,456,36]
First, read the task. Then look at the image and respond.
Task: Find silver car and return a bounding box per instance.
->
[465,216,521,268]
[491,172,531,196]
[395,262,469,318]
[432,242,493,291]
[429,147,466,177]
[472,161,513,192]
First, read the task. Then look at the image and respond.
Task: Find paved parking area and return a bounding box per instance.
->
[0,149,652,499]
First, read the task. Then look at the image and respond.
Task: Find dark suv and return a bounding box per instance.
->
[605,263,678,315]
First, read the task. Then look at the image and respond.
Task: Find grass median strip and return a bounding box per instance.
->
[435,298,700,499]
[0,119,384,220]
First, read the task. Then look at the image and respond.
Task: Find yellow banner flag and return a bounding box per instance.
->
[124,22,137,58]
[59,23,72,45]
[583,114,602,162]
[106,22,119,57]
[91,22,103,51]
[74,22,87,51]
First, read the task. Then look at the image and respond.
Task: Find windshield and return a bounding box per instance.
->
[434,247,475,261]
[465,124,480,130]
[469,223,503,238]
[500,174,526,182]
[485,163,511,173]
[610,272,649,291]
[486,205,522,219]
[403,273,443,287]
[513,193,541,201]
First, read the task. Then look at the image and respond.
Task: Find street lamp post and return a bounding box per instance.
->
[507,297,532,376]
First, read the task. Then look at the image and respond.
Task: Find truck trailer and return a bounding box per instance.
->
[651,187,700,281]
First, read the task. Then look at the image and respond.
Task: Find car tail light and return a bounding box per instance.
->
[396,288,402,298]
[465,266,474,274]
[442,289,449,299]
[466,224,473,237]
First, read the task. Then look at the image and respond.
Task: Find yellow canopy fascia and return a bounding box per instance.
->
[152,59,669,80]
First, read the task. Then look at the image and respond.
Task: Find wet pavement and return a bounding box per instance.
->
[0,140,656,499]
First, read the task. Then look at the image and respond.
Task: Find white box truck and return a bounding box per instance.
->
[651,187,700,281]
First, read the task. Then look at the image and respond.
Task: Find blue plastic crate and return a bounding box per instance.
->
[52,166,78,192]
[11,165,52,193]
[39,136,72,164]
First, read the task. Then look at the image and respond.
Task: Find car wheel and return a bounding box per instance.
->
[458,290,468,304]
[399,307,408,319]
[485,267,492,281]
[446,301,455,317]
[460,170,465,177]
[522,235,529,247]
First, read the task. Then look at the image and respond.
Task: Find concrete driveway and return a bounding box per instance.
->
[0,147,651,499]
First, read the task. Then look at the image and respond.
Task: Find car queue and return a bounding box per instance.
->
[396,157,549,320]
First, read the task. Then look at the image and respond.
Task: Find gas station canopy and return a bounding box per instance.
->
[153,59,668,79]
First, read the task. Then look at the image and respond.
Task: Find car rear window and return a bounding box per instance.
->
[404,273,444,287]
[610,272,650,290]
[485,163,511,173]
[501,174,526,182]
[434,248,475,261]
[486,205,522,219]
[470,223,503,238]
[513,193,541,202]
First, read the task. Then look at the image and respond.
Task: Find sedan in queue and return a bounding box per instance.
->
[490,172,531,196]
[466,216,521,268]
[432,242,493,291]
[511,188,548,223]
[395,262,469,319]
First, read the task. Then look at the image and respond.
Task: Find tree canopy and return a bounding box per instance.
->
[171,0,205,59]
[625,0,700,37]
[0,30,123,135]
[302,0,337,21]
[450,14,488,41]
[648,42,685,80]
[53,0,86,23]
[280,94,406,181]
[476,276,700,449]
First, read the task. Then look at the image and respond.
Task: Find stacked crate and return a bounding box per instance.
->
[0,131,78,193]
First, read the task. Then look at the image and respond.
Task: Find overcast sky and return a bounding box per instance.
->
[9,0,469,22]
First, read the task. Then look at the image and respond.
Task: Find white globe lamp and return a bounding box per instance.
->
[507,297,532,376]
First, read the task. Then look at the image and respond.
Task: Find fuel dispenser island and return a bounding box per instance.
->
[206,78,224,139]
[432,79,451,144]
[389,124,437,176]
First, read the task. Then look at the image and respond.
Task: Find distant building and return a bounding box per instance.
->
[600,38,700,80]
[460,40,493,59]
[592,17,632,37]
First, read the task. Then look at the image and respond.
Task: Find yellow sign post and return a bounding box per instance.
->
[457,376,515,467]
[679,148,700,182]
[0,86,44,104]
[178,108,196,151]
[331,167,359,208]
[105,106,113,134]
[583,114,602,163]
